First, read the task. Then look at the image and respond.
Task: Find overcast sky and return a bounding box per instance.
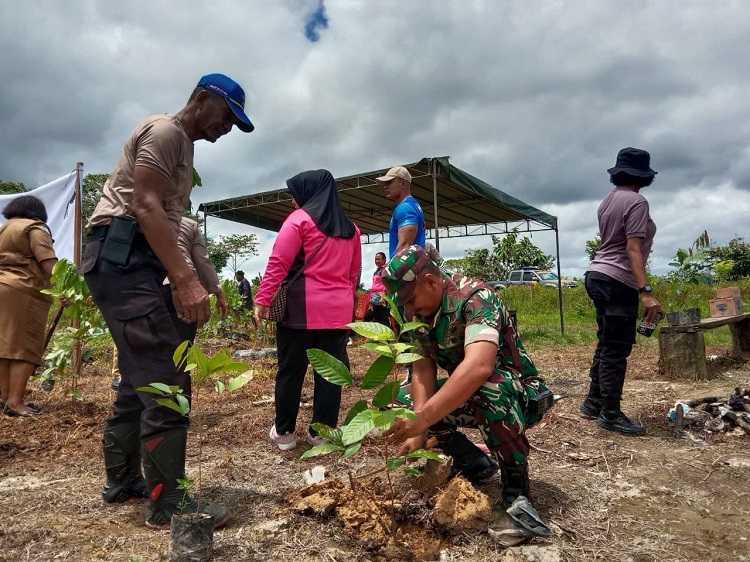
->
[1,1,748,284]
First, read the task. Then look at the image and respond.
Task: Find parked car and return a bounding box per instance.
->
[492,268,578,289]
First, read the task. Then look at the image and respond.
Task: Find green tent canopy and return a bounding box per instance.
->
[199,156,564,333]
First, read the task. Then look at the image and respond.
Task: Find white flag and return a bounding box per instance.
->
[0,172,77,261]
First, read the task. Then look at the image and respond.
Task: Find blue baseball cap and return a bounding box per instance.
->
[196,73,254,133]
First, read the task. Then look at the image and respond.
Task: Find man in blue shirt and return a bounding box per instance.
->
[377,166,426,257]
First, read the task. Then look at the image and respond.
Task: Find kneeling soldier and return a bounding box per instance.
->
[384,246,552,506]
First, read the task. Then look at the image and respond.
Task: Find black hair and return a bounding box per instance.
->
[375,252,386,260]
[2,195,47,222]
[610,172,654,188]
[235,270,244,277]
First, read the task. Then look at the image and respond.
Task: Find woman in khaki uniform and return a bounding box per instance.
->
[0,196,58,416]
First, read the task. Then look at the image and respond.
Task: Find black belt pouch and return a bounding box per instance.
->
[101,216,137,266]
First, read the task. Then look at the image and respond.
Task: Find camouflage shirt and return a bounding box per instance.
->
[411,274,538,380]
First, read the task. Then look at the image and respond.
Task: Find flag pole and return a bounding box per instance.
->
[74,162,83,266]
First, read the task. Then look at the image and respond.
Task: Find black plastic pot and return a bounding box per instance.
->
[170,513,214,562]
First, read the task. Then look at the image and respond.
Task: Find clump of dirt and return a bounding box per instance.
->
[433,476,493,531]
[290,479,350,516]
[336,491,393,546]
[414,458,452,495]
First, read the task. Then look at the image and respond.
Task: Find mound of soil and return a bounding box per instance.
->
[433,476,493,531]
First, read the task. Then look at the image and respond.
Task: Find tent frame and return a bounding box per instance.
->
[200,156,565,335]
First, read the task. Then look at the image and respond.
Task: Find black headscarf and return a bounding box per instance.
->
[286,169,356,239]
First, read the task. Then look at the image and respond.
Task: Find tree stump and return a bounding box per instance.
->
[658,329,709,380]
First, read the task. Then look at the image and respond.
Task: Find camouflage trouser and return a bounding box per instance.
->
[396,371,530,466]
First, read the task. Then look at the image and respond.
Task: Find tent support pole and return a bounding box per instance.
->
[203,210,208,240]
[432,158,440,252]
[555,227,564,336]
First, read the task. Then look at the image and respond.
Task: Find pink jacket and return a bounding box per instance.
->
[256,209,362,329]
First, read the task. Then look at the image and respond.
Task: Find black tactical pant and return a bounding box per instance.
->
[274,325,348,435]
[585,272,639,412]
[83,230,195,438]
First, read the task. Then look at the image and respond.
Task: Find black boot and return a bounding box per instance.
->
[579,396,602,419]
[102,422,148,503]
[500,461,530,507]
[437,431,499,484]
[597,409,645,435]
[141,428,230,530]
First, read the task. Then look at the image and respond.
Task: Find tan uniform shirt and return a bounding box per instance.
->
[88,114,194,234]
[0,218,57,298]
[177,218,221,294]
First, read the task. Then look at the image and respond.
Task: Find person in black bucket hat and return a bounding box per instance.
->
[582,147,662,435]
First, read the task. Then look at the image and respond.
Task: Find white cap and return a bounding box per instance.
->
[376,166,412,183]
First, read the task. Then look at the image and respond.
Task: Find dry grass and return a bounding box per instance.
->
[0,341,749,561]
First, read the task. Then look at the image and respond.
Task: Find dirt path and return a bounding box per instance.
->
[1,344,748,561]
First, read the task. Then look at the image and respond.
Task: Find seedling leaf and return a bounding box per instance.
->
[344,400,368,425]
[395,352,422,364]
[347,322,395,342]
[301,442,344,459]
[307,349,353,387]
[361,355,394,389]
[341,409,375,446]
[373,381,401,408]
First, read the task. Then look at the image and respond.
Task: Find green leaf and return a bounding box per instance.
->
[307,349,353,387]
[156,398,185,415]
[173,341,191,369]
[395,352,423,364]
[342,441,362,459]
[363,342,394,357]
[399,320,429,334]
[390,407,417,420]
[214,380,225,394]
[384,294,404,326]
[361,355,395,389]
[310,423,344,446]
[391,343,414,354]
[227,370,253,392]
[149,382,174,395]
[300,442,344,460]
[386,457,406,471]
[344,400,369,425]
[136,385,168,396]
[192,167,202,188]
[406,449,444,462]
[341,409,375,446]
[346,322,396,342]
[372,381,401,408]
[373,409,398,430]
[175,394,191,416]
[404,466,423,477]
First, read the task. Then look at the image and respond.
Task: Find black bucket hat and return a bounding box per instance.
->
[607,147,657,177]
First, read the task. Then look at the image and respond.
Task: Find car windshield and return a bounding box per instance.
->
[540,272,558,280]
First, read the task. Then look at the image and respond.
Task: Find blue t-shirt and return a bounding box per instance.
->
[389,195,426,258]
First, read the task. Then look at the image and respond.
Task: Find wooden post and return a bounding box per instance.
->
[72,162,84,389]
[658,328,709,380]
[729,318,750,357]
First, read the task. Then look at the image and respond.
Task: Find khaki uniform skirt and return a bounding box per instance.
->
[0,282,51,366]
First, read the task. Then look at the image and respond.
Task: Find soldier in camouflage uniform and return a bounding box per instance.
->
[384,246,551,505]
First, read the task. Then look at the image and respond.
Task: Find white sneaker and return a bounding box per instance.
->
[306,431,325,447]
[269,425,297,451]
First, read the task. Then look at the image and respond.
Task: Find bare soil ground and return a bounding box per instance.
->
[1,343,749,562]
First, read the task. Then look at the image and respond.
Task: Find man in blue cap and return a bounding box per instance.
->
[84,73,253,529]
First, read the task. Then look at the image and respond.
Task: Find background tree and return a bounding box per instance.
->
[0,180,27,195]
[81,174,110,224]
[585,235,601,262]
[449,230,554,281]
[216,233,259,274]
[709,238,750,279]
[207,238,231,272]
[668,230,713,284]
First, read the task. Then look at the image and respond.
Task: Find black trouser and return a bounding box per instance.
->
[585,272,639,412]
[83,232,195,439]
[275,325,349,435]
[365,304,390,326]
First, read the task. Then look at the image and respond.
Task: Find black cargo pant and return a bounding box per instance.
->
[585,272,639,412]
[83,230,195,439]
[275,325,349,435]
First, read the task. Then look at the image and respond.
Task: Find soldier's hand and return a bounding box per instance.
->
[397,435,426,456]
[386,415,428,445]
[173,275,210,326]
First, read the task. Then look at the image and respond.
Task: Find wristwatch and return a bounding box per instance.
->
[639,284,653,294]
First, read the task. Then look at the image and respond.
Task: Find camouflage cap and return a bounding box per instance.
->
[382,245,436,303]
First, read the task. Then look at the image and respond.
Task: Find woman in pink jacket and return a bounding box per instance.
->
[255,169,361,450]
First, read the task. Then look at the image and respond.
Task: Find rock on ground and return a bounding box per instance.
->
[500,545,562,562]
